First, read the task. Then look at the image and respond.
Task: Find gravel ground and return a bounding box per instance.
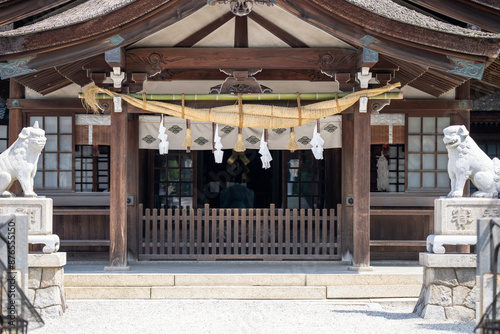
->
[31,300,475,334]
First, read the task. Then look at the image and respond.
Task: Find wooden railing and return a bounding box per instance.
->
[138,204,341,260]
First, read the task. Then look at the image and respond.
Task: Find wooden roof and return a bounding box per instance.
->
[0,0,500,97]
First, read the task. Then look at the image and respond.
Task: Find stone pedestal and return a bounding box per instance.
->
[414,253,476,321]
[0,198,59,253]
[28,253,66,319]
[427,198,500,253]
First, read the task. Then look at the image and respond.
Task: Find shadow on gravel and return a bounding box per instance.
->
[416,323,475,333]
[331,310,475,332]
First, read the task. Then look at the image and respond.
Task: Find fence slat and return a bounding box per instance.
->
[226,209,232,255]
[241,209,247,255]
[189,209,195,255]
[262,209,268,255]
[167,209,173,255]
[151,209,158,255]
[255,209,261,255]
[145,209,151,255]
[219,209,225,255]
[285,209,291,255]
[278,208,283,255]
[299,209,305,255]
[211,208,217,255]
[197,208,202,255]
[336,205,342,255]
[248,209,254,255]
[322,208,327,255]
[138,204,144,255]
[307,209,313,255]
[292,209,298,255]
[233,209,239,255]
[204,204,210,255]
[160,209,166,254]
[270,204,276,255]
[174,209,180,254]
[315,209,321,255]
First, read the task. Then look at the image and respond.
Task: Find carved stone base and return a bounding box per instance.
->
[28,234,60,254]
[434,197,500,235]
[0,197,53,235]
[426,235,477,254]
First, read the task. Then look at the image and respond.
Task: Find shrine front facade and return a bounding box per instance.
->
[1,1,500,269]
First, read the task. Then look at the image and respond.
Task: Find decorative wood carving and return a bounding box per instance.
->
[126,48,357,74]
[208,0,276,16]
[0,56,37,80]
[447,56,486,80]
[210,69,273,94]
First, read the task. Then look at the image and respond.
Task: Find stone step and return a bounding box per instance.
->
[64,273,423,300]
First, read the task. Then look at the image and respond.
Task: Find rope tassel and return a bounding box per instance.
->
[234,132,245,152]
[287,128,299,152]
[183,127,194,147]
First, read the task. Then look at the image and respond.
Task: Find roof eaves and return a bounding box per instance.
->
[0,0,135,37]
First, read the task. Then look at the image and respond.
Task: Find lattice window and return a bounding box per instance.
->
[75,145,110,192]
[284,150,325,209]
[31,116,73,190]
[154,151,195,210]
[407,116,450,190]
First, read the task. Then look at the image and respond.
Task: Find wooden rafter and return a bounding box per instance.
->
[0,0,72,26]
[234,16,248,48]
[406,0,500,33]
[175,11,234,47]
[276,0,497,75]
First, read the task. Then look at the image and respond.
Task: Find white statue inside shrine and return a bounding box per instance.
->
[0,121,46,197]
[444,124,500,198]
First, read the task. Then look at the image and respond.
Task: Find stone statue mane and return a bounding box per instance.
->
[0,122,46,197]
[444,125,500,198]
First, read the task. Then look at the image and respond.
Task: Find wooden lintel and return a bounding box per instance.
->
[105,47,126,69]
[90,72,107,85]
[385,99,472,111]
[126,48,357,73]
[7,98,87,110]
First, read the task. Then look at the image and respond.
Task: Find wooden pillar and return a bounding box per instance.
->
[127,114,139,260]
[350,104,371,268]
[107,101,129,270]
[341,111,354,261]
[8,79,24,196]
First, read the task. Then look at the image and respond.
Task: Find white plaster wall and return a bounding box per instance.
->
[130,4,354,49]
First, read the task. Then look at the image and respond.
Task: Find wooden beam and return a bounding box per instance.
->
[175,11,234,47]
[351,104,371,268]
[126,48,356,72]
[234,16,248,48]
[248,12,308,48]
[341,112,354,261]
[8,78,23,196]
[108,100,128,269]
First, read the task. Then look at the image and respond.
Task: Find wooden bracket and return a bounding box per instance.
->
[335,73,356,92]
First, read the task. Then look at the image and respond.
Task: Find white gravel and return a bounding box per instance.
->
[31,299,475,334]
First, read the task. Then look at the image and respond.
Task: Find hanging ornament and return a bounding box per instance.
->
[310,121,324,160]
[214,123,224,163]
[158,114,169,154]
[234,93,246,152]
[259,130,272,169]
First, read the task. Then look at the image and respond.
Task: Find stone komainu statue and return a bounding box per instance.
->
[0,122,46,197]
[444,124,500,198]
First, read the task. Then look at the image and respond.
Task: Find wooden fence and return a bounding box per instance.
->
[138,204,341,260]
